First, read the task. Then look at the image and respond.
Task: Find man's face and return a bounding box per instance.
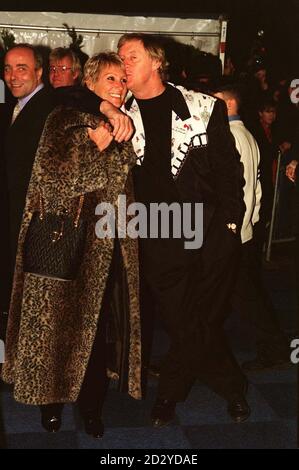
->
[259,107,276,126]
[86,64,127,108]
[214,91,237,116]
[118,39,161,96]
[49,56,79,88]
[4,47,42,99]
[255,68,266,82]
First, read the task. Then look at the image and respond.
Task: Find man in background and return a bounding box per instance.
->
[49,47,82,88]
[215,83,290,372]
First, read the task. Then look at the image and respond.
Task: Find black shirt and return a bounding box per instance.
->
[132,87,180,205]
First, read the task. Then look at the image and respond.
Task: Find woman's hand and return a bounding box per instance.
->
[88,122,114,152]
[99,100,134,142]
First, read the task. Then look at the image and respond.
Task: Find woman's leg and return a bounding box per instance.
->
[78,242,118,436]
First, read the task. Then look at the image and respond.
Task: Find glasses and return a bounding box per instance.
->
[49,65,72,74]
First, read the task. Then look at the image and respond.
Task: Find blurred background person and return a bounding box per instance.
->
[49,47,82,88]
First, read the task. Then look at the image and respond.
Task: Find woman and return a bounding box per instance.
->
[1,52,141,438]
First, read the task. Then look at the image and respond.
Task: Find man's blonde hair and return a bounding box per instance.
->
[117,33,168,80]
[49,47,82,81]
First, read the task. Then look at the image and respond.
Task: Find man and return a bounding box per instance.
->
[67,33,250,425]
[214,84,262,246]
[244,96,291,370]
[2,43,56,313]
[49,47,82,88]
[286,137,299,320]
[115,33,250,426]
[217,85,290,371]
[1,43,133,315]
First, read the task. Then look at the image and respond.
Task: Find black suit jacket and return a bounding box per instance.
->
[1,86,56,309]
[125,85,245,265]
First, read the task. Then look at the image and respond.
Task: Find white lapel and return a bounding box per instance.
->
[170,87,215,178]
[126,84,216,178]
[126,100,145,165]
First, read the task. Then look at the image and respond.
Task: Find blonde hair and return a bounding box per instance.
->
[49,47,82,80]
[83,51,124,86]
[117,33,168,80]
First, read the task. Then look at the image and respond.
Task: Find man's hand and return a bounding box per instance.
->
[286,159,298,183]
[88,122,113,152]
[100,100,134,142]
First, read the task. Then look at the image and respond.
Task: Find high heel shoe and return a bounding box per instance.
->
[82,409,104,439]
[40,403,63,433]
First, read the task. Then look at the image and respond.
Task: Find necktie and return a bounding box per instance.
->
[11,102,21,125]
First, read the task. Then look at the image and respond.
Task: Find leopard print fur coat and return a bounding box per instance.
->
[1,106,142,404]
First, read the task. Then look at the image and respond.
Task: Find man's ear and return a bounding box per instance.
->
[152,58,162,72]
[73,70,80,81]
[36,67,43,83]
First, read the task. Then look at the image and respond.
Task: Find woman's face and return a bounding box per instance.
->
[87,63,127,108]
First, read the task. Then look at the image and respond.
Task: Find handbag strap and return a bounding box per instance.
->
[38,189,45,220]
[38,189,84,227]
[74,194,85,228]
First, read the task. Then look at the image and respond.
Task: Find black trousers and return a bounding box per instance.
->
[143,233,246,403]
[78,242,120,412]
[232,229,289,361]
[77,299,110,413]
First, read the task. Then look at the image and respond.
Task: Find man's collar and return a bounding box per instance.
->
[228,114,241,122]
[18,83,44,110]
[125,83,191,121]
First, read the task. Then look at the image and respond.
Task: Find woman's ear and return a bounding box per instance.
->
[85,79,95,92]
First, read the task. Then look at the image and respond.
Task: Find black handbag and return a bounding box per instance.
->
[23,192,87,281]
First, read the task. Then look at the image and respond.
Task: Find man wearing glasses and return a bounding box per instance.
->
[49,47,82,88]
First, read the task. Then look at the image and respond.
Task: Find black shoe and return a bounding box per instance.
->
[242,356,290,372]
[227,393,251,423]
[150,399,176,427]
[40,404,63,433]
[82,409,104,439]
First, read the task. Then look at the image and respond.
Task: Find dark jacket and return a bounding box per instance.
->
[3,86,56,288]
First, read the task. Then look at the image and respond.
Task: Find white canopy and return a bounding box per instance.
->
[0,11,225,57]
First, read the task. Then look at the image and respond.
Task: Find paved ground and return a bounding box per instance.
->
[0,242,297,449]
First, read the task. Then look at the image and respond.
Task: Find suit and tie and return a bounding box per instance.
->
[1,86,56,311]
